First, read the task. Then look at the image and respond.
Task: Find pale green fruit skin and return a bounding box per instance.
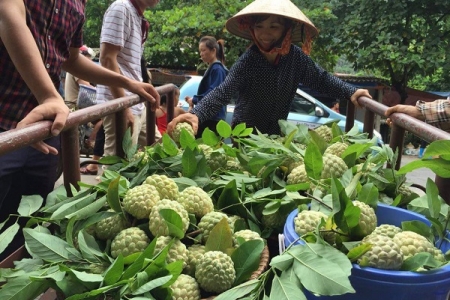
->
[185,244,206,276]
[429,246,446,262]
[358,234,403,270]
[393,231,435,260]
[123,184,160,219]
[198,144,213,156]
[321,153,348,179]
[294,210,328,236]
[178,186,214,218]
[145,174,179,201]
[171,274,201,300]
[198,211,230,243]
[173,122,195,143]
[286,164,308,185]
[233,229,263,246]
[324,142,348,157]
[154,236,188,269]
[111,227,149,258]
[95,210,129,240]
[262,212,287,229]
[372,224,402,239]
[195,251,236,293]
[208,150,228,172]
[149,199,189,237]
[314,125,333,143]
[352,201,377,238]
[226,158,243,172]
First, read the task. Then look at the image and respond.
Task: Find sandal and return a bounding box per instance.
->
[80,165,98,175]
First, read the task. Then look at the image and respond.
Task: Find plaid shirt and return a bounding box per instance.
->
[416,99,450,132]
[0,0,85,131]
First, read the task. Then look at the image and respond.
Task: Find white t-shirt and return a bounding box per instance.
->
[96,0,145,115]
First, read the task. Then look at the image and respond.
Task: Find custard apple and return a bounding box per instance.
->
[145,174,179,200]
[170,274,201,300]
[372,224,402,239]
[321,153,348,179]
[358,234,403,270]
[185,244,206,276]
[429,246,446,262]
[95,210,129,240]
[324,142,348,157]
[195,251,236,293]
[226,158,243,172]
[149,199,189,237]
[393,231,435,259]
[123,184,160,219]
[286,164,309,185]
[110,227,150,258]
[154,236,188,269]
[172,122,195,143]
[294,210,328,236]
[207,150,228,172]
[178,186,214,218]
[313,125,333,143]
[197,143,213,156]
[262,211,287,229]
[350,200,377,239]
[233,229,264,246]
[198,211,231,243]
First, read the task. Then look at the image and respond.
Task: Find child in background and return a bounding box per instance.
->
[156,87,185,135]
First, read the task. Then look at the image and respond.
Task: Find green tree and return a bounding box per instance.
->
[329,0,450,103]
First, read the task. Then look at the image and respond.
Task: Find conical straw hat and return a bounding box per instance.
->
[225,0,318,43]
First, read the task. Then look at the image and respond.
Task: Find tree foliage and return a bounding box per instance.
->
[329,0,450,102]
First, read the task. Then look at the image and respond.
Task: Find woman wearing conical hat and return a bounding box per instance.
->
[168,0,371,136]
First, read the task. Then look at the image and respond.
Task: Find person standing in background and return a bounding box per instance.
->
[96,0,162,157]
[0,0,160,260]
[330,100,340,113]
[185,36,228,138]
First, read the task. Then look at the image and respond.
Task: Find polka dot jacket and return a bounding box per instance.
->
[191,44,357,135]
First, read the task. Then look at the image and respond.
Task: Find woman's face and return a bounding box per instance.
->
[199,42,216,65]
[252,16,286,51]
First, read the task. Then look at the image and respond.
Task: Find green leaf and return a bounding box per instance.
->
[71,269,104,282]
[50,192,98,220]
[0,223,20,254]
[270,273,306,300]
[422,140,450,157]
[104,254,124,285]
[358,183,378,207]
[231,240,265,285]
[202,127,220,146]
[132,275,173,295]
[397,158,450,177]
[346,243,371,262]
[23,228,70,262]
[214,279,259,300]
[401,221,432,239]
[179,128,197,149]
[304,142,322,180]
[216,120,232,138]
[77,230,103,263]
[159,209,185,239]
[0,276,50,300]
[400,252,443,271]
[425,178,441,219]
[205,217,233,252]
[308,130,328,154]
[216,180,247,216]
[162,134,179,156]
[65,195,107,220]
[99,155,123,165]
[181,146,197,178]
[289,244,354,296]
[107,176,122,213]
[270,254,294,272]
[122,238,156,280]
[17,195,43,216]
[232,123,247,136]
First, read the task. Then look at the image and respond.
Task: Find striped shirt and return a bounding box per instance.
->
[0,0,85,131]
[416,99,450,132]
[96,0,144,115]
[192,44,356,135]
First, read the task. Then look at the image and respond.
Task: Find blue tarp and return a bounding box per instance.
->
[427,91,450,98]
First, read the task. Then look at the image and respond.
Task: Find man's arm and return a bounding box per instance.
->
[0,0,69,154]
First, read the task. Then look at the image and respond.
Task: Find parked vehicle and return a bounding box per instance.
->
[179,75,383,143]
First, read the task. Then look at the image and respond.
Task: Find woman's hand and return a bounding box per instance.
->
[167,113,199,135]
[350,89,372,108]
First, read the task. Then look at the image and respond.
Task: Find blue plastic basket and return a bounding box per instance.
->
[283,203,450,300]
